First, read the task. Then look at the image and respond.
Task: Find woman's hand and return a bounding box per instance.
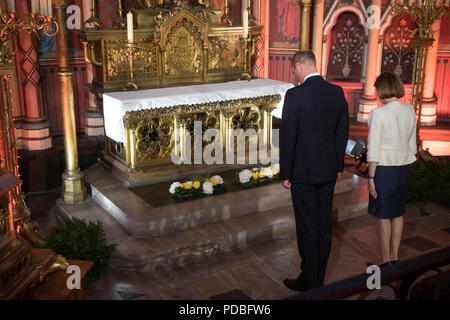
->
[369,179,378,199]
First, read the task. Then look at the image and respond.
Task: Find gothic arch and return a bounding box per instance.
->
[323,4,369,37]
[321,2,369,80]
[326,11,365,82]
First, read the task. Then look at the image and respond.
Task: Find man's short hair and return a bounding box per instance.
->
[374,72,405,100]
[291,50,316,67]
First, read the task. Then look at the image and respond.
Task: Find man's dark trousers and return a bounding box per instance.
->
[290,180,336,290]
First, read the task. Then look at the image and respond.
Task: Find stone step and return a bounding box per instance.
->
[56,195,368,273]
[84,163,354,238]
[111,207,296,273]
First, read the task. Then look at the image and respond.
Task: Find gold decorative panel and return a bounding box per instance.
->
[231,106,261,132]
[208,37,242,72]
[106,40,157,80]
[164,18,204,76]
[136,116,174,161]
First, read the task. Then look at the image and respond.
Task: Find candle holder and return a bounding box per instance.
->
[221,0,232,26]
[248,0,257,26]
[240,36,252,80]
[125,42,139,90]
[85,0,101,29]
[390,0,450,150]
[114,0,127,29]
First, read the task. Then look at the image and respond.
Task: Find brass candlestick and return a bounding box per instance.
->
[125,42,139,90]
[391,0,450,150]
[85,0,101,29]
[114,0,127,29]
[240,36,252,80]
[248,0,257,26]
[221,0,232,26]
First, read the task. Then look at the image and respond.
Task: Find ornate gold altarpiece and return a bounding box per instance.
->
[78,0,292,182]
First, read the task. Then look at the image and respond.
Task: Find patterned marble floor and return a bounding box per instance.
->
[83,201,450,300]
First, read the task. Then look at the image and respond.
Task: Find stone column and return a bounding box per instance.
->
[421,19,441,127]
[357,0,381,123]
[299,0,311,50]
[312,0,324,73]
[53,0,86,204]
[82,0,104,136]
[14,0,52,150]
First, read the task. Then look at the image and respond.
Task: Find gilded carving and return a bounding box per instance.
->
[185,111,220,136]
[208,37,241,71]
[153,3,210,30]
[231,106,261,132]
[106,41,157,80]
[164,18,203,76]
[136,116,174,160]
[123,95,281,130]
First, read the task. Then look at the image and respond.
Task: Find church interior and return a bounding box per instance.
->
[0,0,449,300]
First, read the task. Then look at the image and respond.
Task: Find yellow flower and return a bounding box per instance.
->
[258,171,265,178]
[210,178,219,185]
[252,172,259,180]
[183,182,192,189]
[271,168,279,175]
[193,181,200,189]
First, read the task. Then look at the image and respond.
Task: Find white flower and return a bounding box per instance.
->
[211,175,223,184]
[203,181,214,195]
[252,167,259,172]
[262,167,273,179]
[272,163,280,171]
[239,169,252,184]
[169,182,181,194]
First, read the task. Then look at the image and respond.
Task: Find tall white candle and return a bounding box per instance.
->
[242,0,248,38]
[127,11,134,43]
[418,0,423,6]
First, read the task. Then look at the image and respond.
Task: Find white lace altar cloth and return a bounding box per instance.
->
[103,79,294,143]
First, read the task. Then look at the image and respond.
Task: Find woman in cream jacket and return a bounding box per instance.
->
[367,72,417,267]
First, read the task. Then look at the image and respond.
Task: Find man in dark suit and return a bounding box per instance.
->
[280,50,349,291]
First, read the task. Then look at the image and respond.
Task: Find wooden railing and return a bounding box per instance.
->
[284,246,450,300]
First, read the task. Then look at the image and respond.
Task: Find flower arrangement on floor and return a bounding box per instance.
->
[237,163,280,188]
[169,175,226,199]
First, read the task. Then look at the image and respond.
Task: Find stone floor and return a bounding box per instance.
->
[27,164,450,300]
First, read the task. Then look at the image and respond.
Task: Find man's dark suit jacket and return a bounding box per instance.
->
[280,75,349,184]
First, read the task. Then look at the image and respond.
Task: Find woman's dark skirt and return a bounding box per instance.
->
[368,164,412,219]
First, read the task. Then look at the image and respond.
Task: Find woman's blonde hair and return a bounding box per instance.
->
[374,72,405,100]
